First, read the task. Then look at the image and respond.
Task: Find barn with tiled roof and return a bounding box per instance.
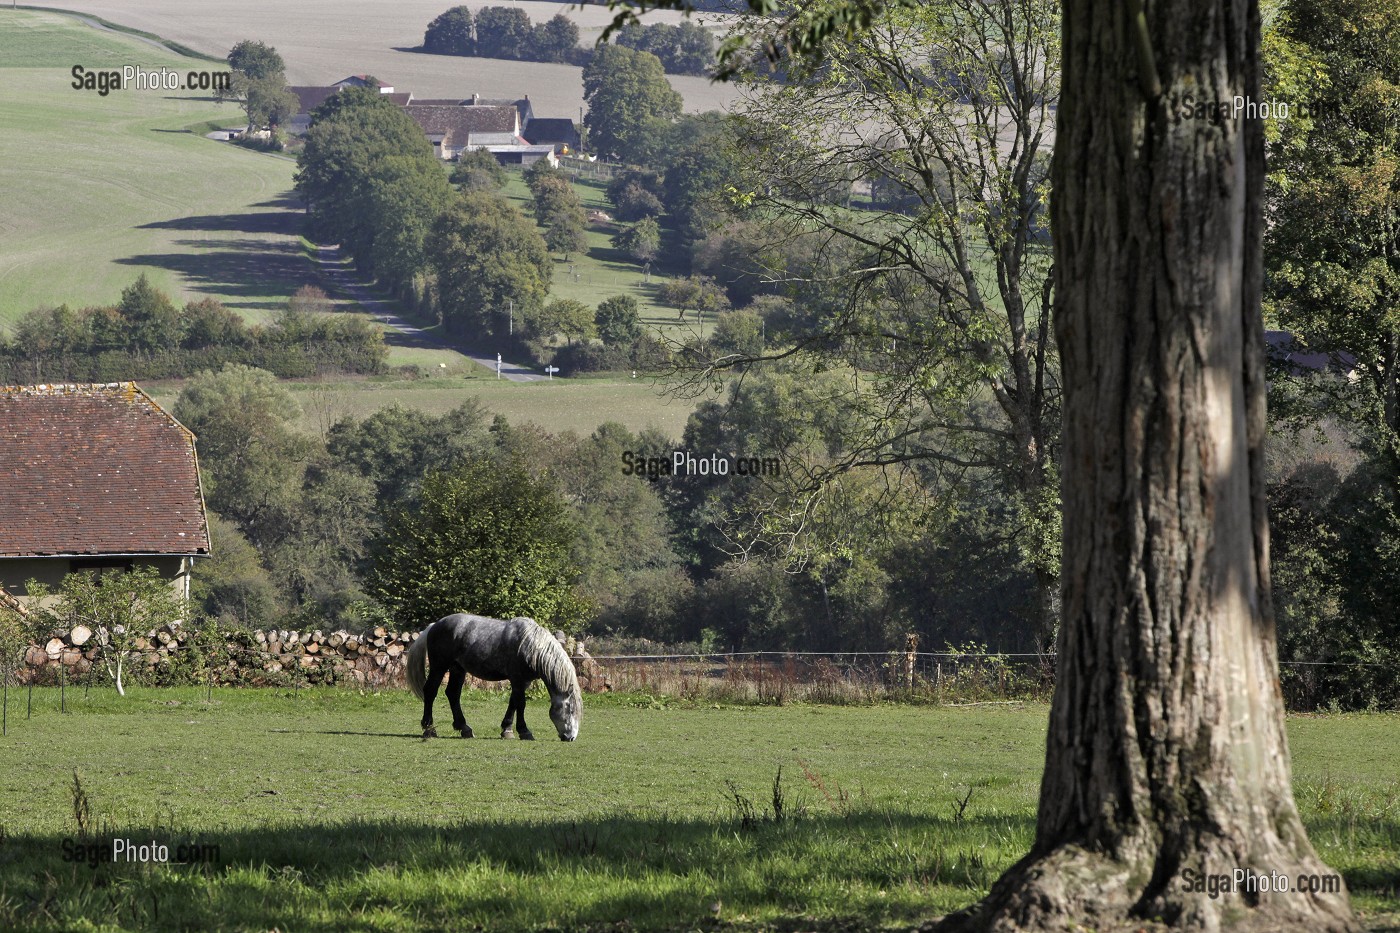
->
[0,383,210,602]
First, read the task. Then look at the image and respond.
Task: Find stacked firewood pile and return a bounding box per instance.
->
[17,624,609,690]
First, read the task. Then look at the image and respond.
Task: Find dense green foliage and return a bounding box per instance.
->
[614,20,717,76]
[423,5,476,55]
[582,45,683,161]
[295,88,453,294]
[0,277,387,382]
[1260,0,1400,709]
[613,216,661,262]
[369,459,586,631]
[449,147,507,191]
[428,191,553,338]
[528,164,590,259]
[595,295,644,347]
[225,39,298,131]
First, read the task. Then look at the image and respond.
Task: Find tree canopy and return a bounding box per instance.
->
[295,88,452,290]
[583,45,683,161]
[428,191,553,338]
[369,460,586,631]
[424,6,475,55]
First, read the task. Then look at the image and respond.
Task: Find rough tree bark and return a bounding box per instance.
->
[940,0,1360,929]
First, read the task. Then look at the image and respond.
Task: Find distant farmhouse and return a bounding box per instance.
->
[0,383,210,607]
[288,77,573,166]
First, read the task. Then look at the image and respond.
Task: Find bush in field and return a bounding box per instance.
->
[595,295,643,347]
[612,217,661,263]
[288,284,333,316]
[450,149,507,191]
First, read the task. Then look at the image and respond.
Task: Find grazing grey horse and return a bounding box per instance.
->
[405,613,581,741]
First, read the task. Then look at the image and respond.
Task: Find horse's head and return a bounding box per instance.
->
[550,693,580,742]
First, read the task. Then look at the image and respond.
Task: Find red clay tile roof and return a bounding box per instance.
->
[0,383,210,558]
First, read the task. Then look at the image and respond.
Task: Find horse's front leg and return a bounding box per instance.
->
[421,663,448,738]
[446,666,472,738]
[502,679,533,740]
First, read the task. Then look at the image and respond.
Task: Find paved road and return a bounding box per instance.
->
[314,246,544,383]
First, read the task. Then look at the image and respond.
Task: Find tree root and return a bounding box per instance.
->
[930,844,1361,933]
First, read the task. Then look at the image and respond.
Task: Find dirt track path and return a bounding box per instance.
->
[313,245,544,383]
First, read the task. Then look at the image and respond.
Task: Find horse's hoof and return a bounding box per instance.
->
[519,731,535,741]
[459,727,474,739]
[422,726,438,739]
[501,729,515,740]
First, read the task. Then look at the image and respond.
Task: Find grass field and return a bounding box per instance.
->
[0,9,312,327]
[18,0,742,120]
[0,689,1396,931]
[143,373,704,438]
[501,173,718,343]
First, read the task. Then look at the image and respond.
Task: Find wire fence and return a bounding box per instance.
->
[582,651,1400,708]
[8,640,1398,712]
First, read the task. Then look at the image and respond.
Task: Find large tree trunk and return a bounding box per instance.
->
[941,0,1359,929]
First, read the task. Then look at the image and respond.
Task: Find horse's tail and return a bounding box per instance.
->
[406,623,432,700]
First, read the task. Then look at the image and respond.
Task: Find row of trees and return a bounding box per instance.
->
[610,20,717,76]
[1,278,386,383]
[422,6,717,75]
[422,6,581,64]
[295,87,542,338]
[525,161,588,259]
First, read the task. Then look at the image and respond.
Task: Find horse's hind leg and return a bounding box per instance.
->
[446,666,472,738]
[510,680,534,741]
[500,685,517,740]
[421,662,448,738]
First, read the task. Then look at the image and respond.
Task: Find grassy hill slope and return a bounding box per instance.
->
[0,9,309,327]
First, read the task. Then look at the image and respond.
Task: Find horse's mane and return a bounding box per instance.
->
[515,618,581,703]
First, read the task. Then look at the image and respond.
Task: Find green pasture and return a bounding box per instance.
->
[501,172,715,343]
[0,689,1397,931]
[144,372,702,438]
[0,10,310,328]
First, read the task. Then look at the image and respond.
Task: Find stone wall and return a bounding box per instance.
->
[17,623,608,691]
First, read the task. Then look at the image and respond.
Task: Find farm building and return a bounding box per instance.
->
[285,79,569,164]
[522,117,581,155]
[0,383,210,605]
[287,75,403,134]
